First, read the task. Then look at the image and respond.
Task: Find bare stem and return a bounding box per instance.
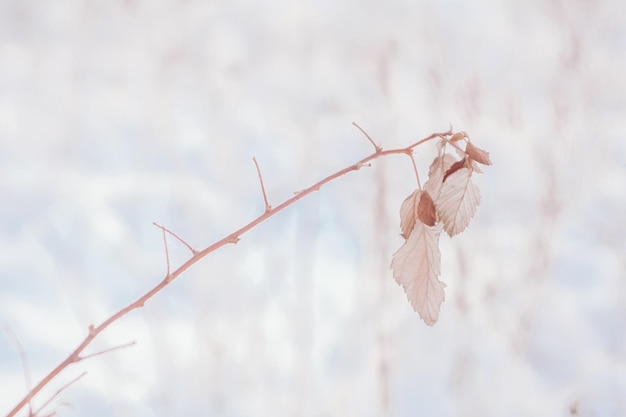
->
[253,157,271,212]
[444,137,465,155]
[33,372,86,417]
[3,325,33,417]
[352,122,382,152]
[5,128,451,417]
[159,226,171,276]
[79,341,136,361]
[152,222,197,256]
[408,154,422,189]
[405,127,453,149]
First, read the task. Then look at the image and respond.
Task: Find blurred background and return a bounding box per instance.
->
[1,0,625,416]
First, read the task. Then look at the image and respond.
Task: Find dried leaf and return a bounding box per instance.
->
[424,153,457,200]
[443,157,467,182]
[465,141,492,166]
[436,167,481,236]
[449,131,466,142]
[417,191,436,226]
[391,221,445,325]
[399,190,420,239]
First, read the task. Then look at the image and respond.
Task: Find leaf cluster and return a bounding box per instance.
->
[391,134,491,325]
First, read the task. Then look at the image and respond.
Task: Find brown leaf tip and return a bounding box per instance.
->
[443,157,467,182]
[465,141,492,166]
[417,190,437,227]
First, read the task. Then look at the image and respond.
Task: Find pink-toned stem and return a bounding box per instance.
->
[4,325,33,416]
[158,225,171,276]
[79,341,136,361]
[153,222,197,256]
[352,122,382,152]
[33,371,86,417]
[5,127,452,417]
[253,157,271,212]
[408,154,422,190]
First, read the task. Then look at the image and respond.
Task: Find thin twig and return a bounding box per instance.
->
[159,226,171,276]
[5,127,452,417]
[152,222,198,256]
[252,157,271,212]
[445,137,466,155]
[33,372,86,417]
[79,341,136,361]
[408,154,422,189]
[4,325,33,417]
[405,128,454,149]
[352,122,382,152]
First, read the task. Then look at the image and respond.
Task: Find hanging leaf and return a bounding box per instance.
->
[436,167,481,236]
[465,141,492,166]
[443,157,468,183]
[392,134,491,323]
[424,153,457,200]
[399,190,420,239]
[417,190,436,227]
[391,221,445,326]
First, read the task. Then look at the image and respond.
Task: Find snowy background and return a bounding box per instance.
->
[1,0,625,416]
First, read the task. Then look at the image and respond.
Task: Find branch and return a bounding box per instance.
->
[408,154,422,189]
[352,122,382,152]
[152,222,198,256]
[252,157,271,212]
[3,325,33,417]
[5,127,454,417]
[32,372,86,417]
[157,224,171,276]
[79,341,136,361]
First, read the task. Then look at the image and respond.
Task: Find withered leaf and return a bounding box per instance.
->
[391,221,445,326]
[443,157,467,183]
[465,141,492,166]
[424,153,457,200]
[449,131,466,142]
[436,167,481,236]
[417,190,436,227]
[399,190,420,239]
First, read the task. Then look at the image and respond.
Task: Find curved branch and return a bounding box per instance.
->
[5,127,453,417]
